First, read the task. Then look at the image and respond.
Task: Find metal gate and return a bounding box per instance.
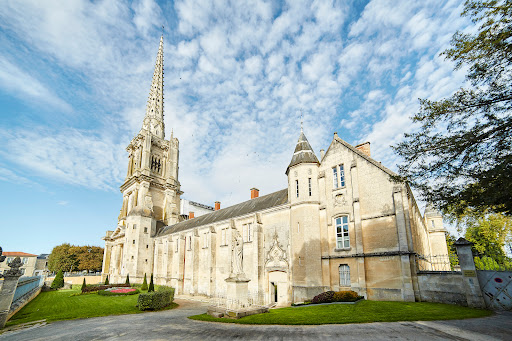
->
[477,270,512,310]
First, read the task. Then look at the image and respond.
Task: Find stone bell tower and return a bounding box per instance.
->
[119,35,182,228]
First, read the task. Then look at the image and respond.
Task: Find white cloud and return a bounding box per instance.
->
[0,56,70,111]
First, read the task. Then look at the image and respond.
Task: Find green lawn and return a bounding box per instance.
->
[6,287,177,327]
[189,301,492,325]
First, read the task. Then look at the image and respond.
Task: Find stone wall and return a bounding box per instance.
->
[416,273,467,305]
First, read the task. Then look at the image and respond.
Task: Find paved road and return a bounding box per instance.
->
[1,299,511,341]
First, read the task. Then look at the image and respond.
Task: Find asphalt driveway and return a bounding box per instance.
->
[1,299,510,341]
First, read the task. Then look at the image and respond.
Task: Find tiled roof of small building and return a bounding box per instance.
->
[3,252,38,257]
[157,189,288,236]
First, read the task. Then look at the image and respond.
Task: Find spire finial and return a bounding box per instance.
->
[300,109,304,133]
[142,36,165,139]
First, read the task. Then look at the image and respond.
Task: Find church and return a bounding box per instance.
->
[101,37,449,306]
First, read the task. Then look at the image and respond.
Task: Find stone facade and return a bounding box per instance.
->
[102,37,449,306]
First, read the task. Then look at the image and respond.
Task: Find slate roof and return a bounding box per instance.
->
[286,131,319,174]
[157,189,288,236]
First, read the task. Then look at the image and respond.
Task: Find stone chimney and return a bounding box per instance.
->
[320,149,325,159]
[215,201,220,211]
[251,188,259,199]
[189,211,195,219]
[355,142,371,157]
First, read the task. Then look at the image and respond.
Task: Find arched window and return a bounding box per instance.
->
[339,264,350,286]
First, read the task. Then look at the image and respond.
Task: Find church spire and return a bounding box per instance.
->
[142,35,165,139]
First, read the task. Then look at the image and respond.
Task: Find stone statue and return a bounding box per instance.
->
[231,229,244,276]
[4,257,22,277]
[144,194,154,212]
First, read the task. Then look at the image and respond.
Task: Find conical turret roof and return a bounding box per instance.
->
[286,131,319,174]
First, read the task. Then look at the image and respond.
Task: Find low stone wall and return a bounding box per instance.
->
[45,275,104,286]
[416,272,467,306]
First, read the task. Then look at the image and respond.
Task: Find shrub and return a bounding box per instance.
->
[312,290,361,304]
[81,278,87,293]
[98,288,140,296]
[51,270,64,289]
[141,274,148,291]
[104,275,109,285]
[312,291,335,304]
[148,273,154,292]
[333,290,360,302]
[137,288,174,311]
[125,274,130,286]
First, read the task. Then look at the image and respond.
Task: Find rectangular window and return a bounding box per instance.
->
[144,227,148,233]
[221,228,228,246]
[133,240,135,244]
[203,232,209,248]
[243,223,253,242]
[188,236,192,250]
[133,224,136,229]
[339,264,350,286]
[335,216,350,249]
[339,164,345,187]
[175,239,179,253]
[20,268,25,275]
[333,165,345,188]
[22,257,28,264]
[296,180,299,198]
[308,178,312,196]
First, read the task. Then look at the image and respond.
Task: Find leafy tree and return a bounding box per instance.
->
[148,273,154,292]
[81,277,87,292]
[393,0,512,217]
[51,270,64,289]
[125,274,130,286]
[464,213,512,264]
[141,273,148,291]
[73,246,104,272]
[48,244,104,272]
[446,234,460,269]
[48,244,77,272]
[104,275,109,285]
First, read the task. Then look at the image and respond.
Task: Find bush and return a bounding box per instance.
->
[81,278,87,293]
[98,288,140,296]
[81,283,131,293]
[141,274,148,291]
[332,290,360,302]
[50,270,64,289]
[312,290,361,304]
[137,288,174,311]
[104,275,109,285]
[148,273,154,292]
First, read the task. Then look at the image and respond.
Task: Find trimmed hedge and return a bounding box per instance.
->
[98,288,140,296]
[312,290,361,304]
[81,284,131,293]
[137,288,174,311]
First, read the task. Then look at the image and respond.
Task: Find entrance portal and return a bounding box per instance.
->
[268,271,288,306]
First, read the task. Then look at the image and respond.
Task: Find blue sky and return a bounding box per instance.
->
[0,0,470,254]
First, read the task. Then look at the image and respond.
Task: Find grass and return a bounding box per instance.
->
[189,301,493,325]
[6,286,177,327]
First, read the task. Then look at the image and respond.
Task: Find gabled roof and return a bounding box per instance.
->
[3,252,37,257]
[286,131,319,174]
[325,133,397,177]
[157,189,288,236]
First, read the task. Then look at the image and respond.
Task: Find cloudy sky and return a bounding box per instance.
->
[0,0,470,254]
